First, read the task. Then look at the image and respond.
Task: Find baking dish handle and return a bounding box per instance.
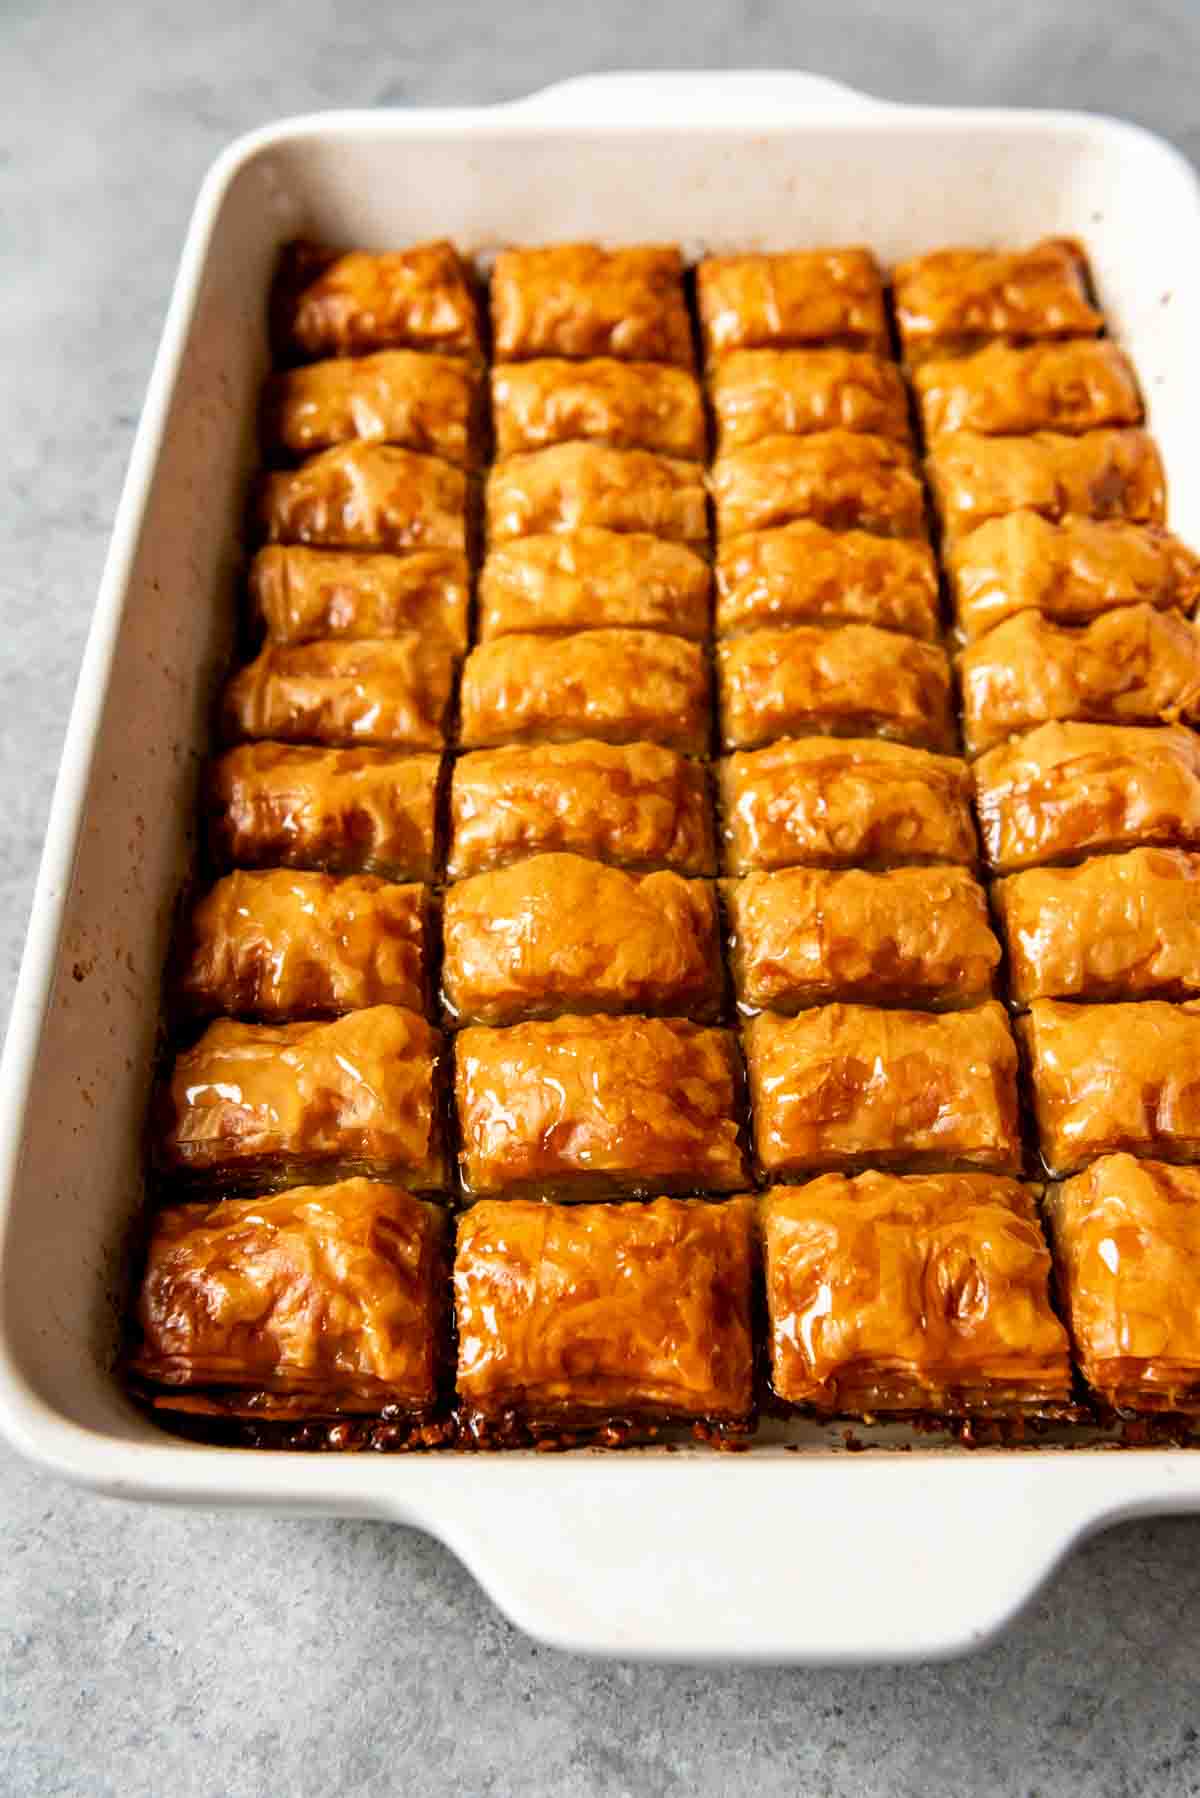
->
[497,70,891,126]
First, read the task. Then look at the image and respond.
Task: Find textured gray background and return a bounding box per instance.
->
[4,2,1200,1793]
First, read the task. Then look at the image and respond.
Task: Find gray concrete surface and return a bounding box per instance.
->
[4,2,1200,1792]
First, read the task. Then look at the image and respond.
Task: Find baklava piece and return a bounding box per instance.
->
[696,249,889,358]
[716,624,955,753]
[716,523,939,640]
[762,1173,1071,1414]
[708,348,909,451]
[177,870,429,1021]
[1019,998,1200,1175]
[995,848,1200,1005]
[249,546,470,650]
[926,429,1166,545]
[1046,1154,1200,1412]
[208,744,440,883]
[447,740,715,880]
[973,721,1200,873]
[478,529,711,641]
[490,359,705,460]
[458,630,710,756]
[958,605,1200,754]
[441,853,721,1026]
[261,350,482,466]
[914,340,1142,440]
[725,865,998,1013]
[455,1015,747,1199]
[221,637,456,750]
[131,1179,446,1420]
[744,1002,1021,1177]
[273,239,483,362]
[157,1005,445,1191]
[256,443,468,553]
[946,513,1200,643]
[893,238,1102,365]
[454,1196,755,1432]
[710,432,925,541]
[486,443,707,547]
[490,244,693,367]
[719,737,978,874]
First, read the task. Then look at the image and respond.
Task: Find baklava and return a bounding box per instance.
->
[1020,998,1200,1174]
[762,1173,1072,1414]
[207,743,440,883]
[716,624,955,753]
[926,429,1166,545]
[454,1196,755,1431]
[696,249,889,358]
[478,528,712,641]
[994,848,1200,1005]
[157,1005,445,1191]
[177,871,429,1021]
[946,513,1200,643]
[441,853,722,1026]
[490,244,694,367]
[455,1015,748,1199]
[221,637,456,750]
[725,865,999,1013]
[446,740,715,880]
[256,442,468,553]
[715,524,940,640]
[490,359,705,459]
[485,442,708,546]
[248,545,470,650]
[1046,1154,1200,1412]
[893,238,1102,365]
[913,339,1142,440]
[719,736,978,874]
[743,1001,1022,1177]
[973,721,1200,873]
[957,604,1200,754]
[458,629,710,756]
[273,239,483,361]
[261,350,482,466]
[131,1179,446,1419]
[710,431,925,540]
[708,348,909,451]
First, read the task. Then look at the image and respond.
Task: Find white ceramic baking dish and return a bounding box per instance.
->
[3,70,1200,1664]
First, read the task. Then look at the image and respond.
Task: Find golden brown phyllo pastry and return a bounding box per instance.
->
[249,546,470,649]
[490,358,705,459]
[708,348,909,450]
[913,339,1141,440]
[893,238,1102,364]
[208,744,440,883]
[132,1179,446,1418]
[972,721,1200,873]
[696,248,889,357]
[926,429,1166,544]
[946,513,1200,643]
[177,871,429,1022]
[273,239,483,361]
[720,737,978,874]
[454,1015,748,1200]
[454,1196,755,1429]
[744,1002,1022,1177]
[710,431,925,540]
[725,866,998,1013]
[447,740,715,880]
[715,524,939,640]
[1019,998,1200,1176]
[441,854,722,1026]
[257,442,468,553]
[485,443,708,546]
[761,1173,1072,1414]
[490,244,694,367]
[221,638,457,751]
[1046,1155,1200,1412]
[157,1006,445,1191]
[994,848,1200,1005]
[458,630,710,756]
[478,528,711,641]
[261,350,482,465]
